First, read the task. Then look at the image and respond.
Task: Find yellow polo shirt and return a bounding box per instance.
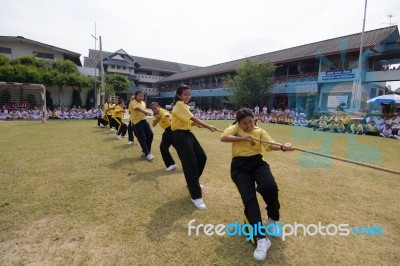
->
[104,102,112,115]
[129,100,147,125]
[114,105,125,119]
[111,104,117,118]
[221,124,276,158]
[171,101,193,131]
[155,108,171,130]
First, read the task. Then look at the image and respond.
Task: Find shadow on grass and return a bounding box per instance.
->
[102,137,118,142]
[129,168,182,191]
[214,235,287,265]
[108,157,139,170]
[113,143,134,150]
[146,196,194,242]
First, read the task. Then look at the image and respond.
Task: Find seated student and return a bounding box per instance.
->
[327,121,337,132]
[328,113,339,124]
[30,106,41,120]
[285,115,292,125]
[277,115,285,124]
[299,117,308,127]
[349,120,364,135]
[336,120,346,133]
[292,117,300,126]
[340,114,350,131]
[270,115,277,123]
[307,118,318,129]
[388,114,400,132]
[365,120,379,136]
[314,117,328,131]
[380,124,393,138]
[0,105,9,120]
[376,115,385,132]
[49,108,59,119]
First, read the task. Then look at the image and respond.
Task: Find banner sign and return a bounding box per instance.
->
[322,69,355,80]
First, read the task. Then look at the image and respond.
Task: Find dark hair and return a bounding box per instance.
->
[172,84,190,105]
[233,108,255,125]
[134,90,144,98]
[150,102,160,108]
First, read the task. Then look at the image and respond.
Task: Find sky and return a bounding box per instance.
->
[0,0,399,87]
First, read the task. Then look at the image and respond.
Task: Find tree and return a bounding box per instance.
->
[223,58,276,107]
[105,74,131,94]
[0,56,92,88]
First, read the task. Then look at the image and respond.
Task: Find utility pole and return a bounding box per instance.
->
[91,23,99,107]
[351,0,367,114]
[99,36,105,106]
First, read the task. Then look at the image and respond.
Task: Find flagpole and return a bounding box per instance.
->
[351,0,368,113]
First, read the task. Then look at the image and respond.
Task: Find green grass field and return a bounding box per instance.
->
[1,119,399,265]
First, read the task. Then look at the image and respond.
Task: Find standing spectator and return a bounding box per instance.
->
[262,105,268,115]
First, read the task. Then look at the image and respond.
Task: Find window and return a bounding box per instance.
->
[122,67,126,70]
[0,47,11,54]
[33,51,54,59]
[117,66,121,69]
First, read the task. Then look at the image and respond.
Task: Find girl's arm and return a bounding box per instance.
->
[269,143,294,151]
[152,115,160,127]
[190,116,217,132]
[220,134,254,144]
[135,107,151,116]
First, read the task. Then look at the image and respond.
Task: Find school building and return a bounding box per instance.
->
[154,25,400,114]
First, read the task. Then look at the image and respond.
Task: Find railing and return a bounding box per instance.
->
[136,73,165,82]
[274,72,318,84]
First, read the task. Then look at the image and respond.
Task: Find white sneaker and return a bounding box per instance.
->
[254,238,271,261]
[266,217,280,237]
[146,154,154,161]
[127,141,134,145]
[140,152,146,158]
[165,164,177,171]
[116,135,122,140]
[191,198,207,210]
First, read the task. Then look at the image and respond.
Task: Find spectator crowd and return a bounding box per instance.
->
[2,103,399,140]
